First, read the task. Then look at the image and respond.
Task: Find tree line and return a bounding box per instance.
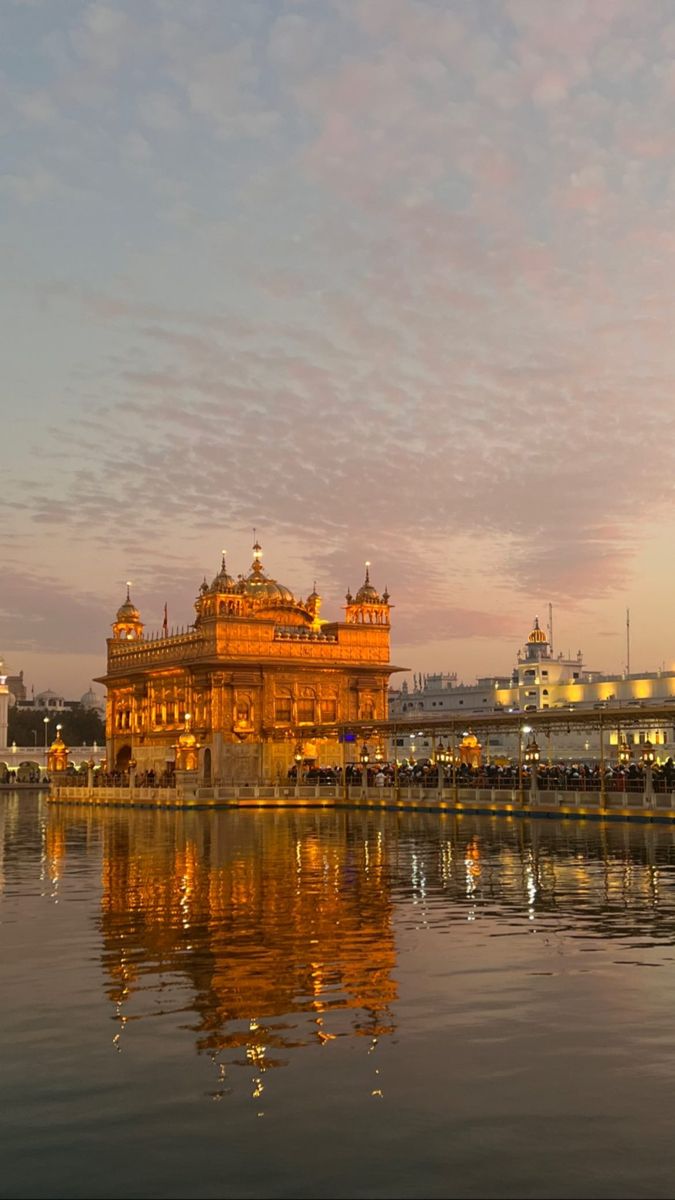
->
[7,705,105,748]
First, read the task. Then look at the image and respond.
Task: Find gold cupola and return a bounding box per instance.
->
[346,562,391,626]
[210,551,236,594]
[524,615,550,662]
[112,584,144,641]
[528,616,547,644]
[243,537,295,603]
[47,728,69,773]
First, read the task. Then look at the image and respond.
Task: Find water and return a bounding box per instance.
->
[2,796,675,1199]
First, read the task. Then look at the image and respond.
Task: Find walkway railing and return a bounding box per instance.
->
[49,779,675,812]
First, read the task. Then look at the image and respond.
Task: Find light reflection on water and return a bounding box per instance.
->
[3,794,675,1198]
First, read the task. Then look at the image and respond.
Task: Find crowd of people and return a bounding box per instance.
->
[288,758,675,794]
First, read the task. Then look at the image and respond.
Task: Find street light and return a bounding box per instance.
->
[642,738,655,805]
[436,740,448,797]
[524,735,540,800]
[43,716,50,767]
[524,736,540,765]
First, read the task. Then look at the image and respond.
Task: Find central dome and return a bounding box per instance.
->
[244,545,294,602]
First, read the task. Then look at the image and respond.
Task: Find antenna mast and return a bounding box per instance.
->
[626,607,631,676]
[548,602,553,655]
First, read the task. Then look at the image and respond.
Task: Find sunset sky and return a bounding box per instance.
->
[4,0,675,697]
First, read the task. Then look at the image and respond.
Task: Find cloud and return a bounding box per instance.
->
[6,0,675,680]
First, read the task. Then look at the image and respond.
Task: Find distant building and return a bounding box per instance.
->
[6,670,26,704]
[389,617,675,764]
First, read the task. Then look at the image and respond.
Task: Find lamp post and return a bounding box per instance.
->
[360,742,369,797]
[451,726,458,804]
[524,735,540,801]
[294,746,303,797]
[436,741,448,800]
[518,726,530,805]
[642,739,655,805]
[43,716,50,772]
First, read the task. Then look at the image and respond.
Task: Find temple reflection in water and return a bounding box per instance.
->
[98,810,399,1071]
[9,801,675,1080]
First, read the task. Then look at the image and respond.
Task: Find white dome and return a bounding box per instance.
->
[80,687,104,713]
[35,689,65,708]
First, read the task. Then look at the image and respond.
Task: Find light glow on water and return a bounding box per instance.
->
[4,795,675,1197]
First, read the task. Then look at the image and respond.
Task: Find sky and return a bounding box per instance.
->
[4,0,675,697]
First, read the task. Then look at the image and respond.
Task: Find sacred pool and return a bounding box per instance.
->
[3,793,675,1199]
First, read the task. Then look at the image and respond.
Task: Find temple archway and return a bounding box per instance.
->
[115,744,132,770]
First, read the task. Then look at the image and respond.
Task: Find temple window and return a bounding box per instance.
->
[298,699,315,723]
[275,696,292,723]
[321,699,337,723]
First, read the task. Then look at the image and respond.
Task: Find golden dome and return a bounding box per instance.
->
[355,563,380,604]
[210,552,236,593]
[178,730,197,748]
[243,540,295,603]
[528,616,548,644]
[116,584,140,623]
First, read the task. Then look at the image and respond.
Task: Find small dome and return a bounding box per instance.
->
[178,730,197,748]
[528,617,548,644]
[80,687,103,711]
[210,553,236,593]
[355,563,381,604]
[116,585,140,623]
[35,688,64,706]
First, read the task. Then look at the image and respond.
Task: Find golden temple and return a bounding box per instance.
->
[98,539,400,783]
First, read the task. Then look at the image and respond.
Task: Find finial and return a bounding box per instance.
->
[125,580,132,601]
[365,561,370,583]
[221,549,227,570]
[252,528,262,559]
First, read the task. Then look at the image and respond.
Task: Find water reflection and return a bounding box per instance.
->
[95,810,399,1083]
[6,800,675,1071]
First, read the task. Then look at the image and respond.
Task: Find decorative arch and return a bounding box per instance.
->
[115,744,132,770]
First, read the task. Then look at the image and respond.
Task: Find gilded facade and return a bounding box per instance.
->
[98,542,400,782]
